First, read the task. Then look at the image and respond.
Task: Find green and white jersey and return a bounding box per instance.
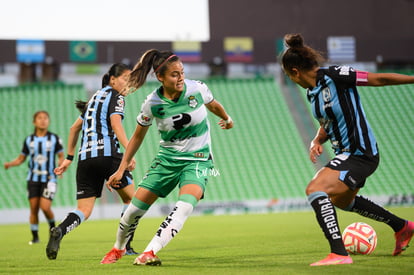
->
[137,79,214,161]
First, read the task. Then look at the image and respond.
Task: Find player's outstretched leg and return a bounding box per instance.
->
[393,220,414,256]
[46,227,63,260]
[342,195,413,256]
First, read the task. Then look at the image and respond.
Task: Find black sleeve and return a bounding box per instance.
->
[21,136,30,155]
[327,66,357,87]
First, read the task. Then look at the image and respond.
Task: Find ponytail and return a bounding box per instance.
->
[75,100,88,113]
[126,49,179,94]
[101,73,111,88]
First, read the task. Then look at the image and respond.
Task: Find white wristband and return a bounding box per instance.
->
[224,116,232,124]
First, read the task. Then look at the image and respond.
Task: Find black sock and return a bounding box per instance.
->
[310,194,348,256]
[349,195,406,232]
[126,232,135,250]
[49,221,55,229]
[32,230,39,241]
[58,212,82,237]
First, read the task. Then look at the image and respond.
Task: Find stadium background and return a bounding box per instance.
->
[0,0,413,224]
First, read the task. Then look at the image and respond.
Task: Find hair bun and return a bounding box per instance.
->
[284,34,304,49]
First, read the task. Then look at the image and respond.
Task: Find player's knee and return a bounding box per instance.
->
[40,206,51,213]
[305,180,323,195]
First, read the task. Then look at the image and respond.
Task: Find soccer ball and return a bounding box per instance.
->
[342,222,377,255]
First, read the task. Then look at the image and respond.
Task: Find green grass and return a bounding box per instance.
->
[1,208,414,274]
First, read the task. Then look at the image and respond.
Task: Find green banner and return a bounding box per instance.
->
[69,41,97,62]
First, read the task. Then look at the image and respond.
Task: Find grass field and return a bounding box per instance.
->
[1,207,413,274]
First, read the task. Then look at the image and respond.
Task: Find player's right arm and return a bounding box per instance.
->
[4,154,26,169]
[106,124,149,191]
[54,118,82,175]
[309,126,328,163]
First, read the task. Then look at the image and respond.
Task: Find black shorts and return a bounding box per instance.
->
[76,157,133,199]
[27,180,56,200]
[325,153,380,190]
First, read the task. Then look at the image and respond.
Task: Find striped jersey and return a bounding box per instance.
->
[78,86,125,160]
[307,66,378,156]
[21,132,63,182]
[137,79,214,161]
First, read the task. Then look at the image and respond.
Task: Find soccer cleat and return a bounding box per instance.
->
[310,253,353,266]
[46,227,62,260]
[100,248,126,264]
[29,238,39,245]
[393,220,414,256]
[125,247,139,255]
[133,251,162,266]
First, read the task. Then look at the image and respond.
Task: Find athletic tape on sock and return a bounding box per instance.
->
[178,194,198,207]
[132,197,150,210]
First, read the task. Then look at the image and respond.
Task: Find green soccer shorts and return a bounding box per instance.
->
[138,156,213,198]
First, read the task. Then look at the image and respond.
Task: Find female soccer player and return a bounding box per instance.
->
[281,33,414,266]
[100,49,233,265]
[4,110,64,245]
[46,63,137,260]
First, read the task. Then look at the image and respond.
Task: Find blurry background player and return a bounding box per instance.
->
[281,33,414,266]
[100,49,233,265]
[4,110,64,245]
[46,63,138,260]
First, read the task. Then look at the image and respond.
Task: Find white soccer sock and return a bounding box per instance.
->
[144,201,194,254]
[114,203,147,250]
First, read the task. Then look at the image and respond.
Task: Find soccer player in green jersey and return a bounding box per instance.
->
[101,49,233,265]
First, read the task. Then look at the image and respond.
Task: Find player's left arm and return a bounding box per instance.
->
[111,114,129,149]
[57,151,65,167]
[357,71,414,86]
[111,113,136,171]
[205,99,233,129]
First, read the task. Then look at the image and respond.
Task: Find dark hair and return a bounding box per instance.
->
[101,63,130,88]
[281,33,324,74]
[75,63,130,113]
[33,110,49,122]
[32,110,49,133]
[75,100,87,113]
[126,49,180,93]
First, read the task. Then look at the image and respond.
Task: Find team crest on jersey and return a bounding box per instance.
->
[140,113,151,123]
[117,97,125,107]
[115,97,125,112]
[45,140,52,151]
[33,155,47,165]
[322,87,332,102]
[188,96,198,108]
